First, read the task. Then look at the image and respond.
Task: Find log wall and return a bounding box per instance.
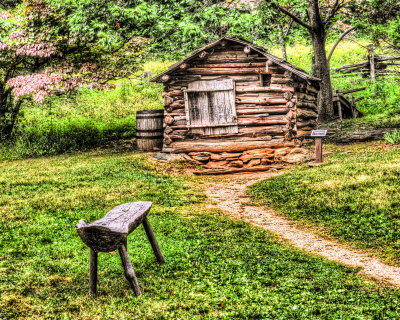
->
[160,42,319,168]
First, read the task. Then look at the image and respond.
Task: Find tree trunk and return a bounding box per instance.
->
[308,0,333,121]
[0,93,22,140]
[311,31,333,121]
[279,36,288,61]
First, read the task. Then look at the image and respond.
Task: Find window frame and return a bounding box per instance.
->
[183,79,238,131]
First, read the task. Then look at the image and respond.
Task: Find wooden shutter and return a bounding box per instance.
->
[184,80,238,135]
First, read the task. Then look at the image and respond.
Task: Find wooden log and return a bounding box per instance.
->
[163,90,183,97]
[297,101,318,111]
[170,139,296,153]
[271,78,294,85]
[294,83,319,94]
[238,125,286,135]
[296,109,318,119]
[163,96,174,107]
[185,67,270,75]
[238,119,289,126]
[244,46,252,54]
[236,92,283,98]
[235,86,295,93]
[236,97,288,105]
[164,126,173,134]
[375,55,400,61]
[161,74,171,82]
[164,115,174,125]
[208,50,257,58]
[174,75,260,82]
[333,62,368,71]
[297,92,317,101]
[237,113,269,118]
[164,136,173,145]
[164,109,185,117]
[194,62,267,68]
[169,100,184,108]
[236,106,290,115]
[297,120,317,129]
[336,87,366,95]
[199,51,208,59]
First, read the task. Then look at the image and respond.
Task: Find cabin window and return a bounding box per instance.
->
[260,74,272,87]
[184,79,238,135]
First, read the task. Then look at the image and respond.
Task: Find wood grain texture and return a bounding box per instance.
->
[76,201,152,252]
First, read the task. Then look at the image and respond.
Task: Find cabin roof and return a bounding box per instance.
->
[150,36,321,83]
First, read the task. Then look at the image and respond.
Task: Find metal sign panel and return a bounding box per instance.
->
[311,129,328,137]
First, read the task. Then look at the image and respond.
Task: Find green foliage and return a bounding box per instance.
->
[249,145,400,263]
[384,129,400,144]
[1,62,166,159]
[359,79,400,116]
[1,150,400,319]
[348,0,400,48]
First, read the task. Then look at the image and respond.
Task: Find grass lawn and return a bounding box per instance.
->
[249,142,400,265]
[1,150,400,319]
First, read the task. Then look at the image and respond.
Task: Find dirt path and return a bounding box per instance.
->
[204,171,400,287]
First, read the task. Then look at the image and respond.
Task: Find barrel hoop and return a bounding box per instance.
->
[136,115,164,119]
[136,129,163,133]
[136,110,164,114]
[136,135,164,140]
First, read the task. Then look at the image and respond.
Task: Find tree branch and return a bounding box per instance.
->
[327,26,356,62]
[276,5,313,31]
[324,0,346,26]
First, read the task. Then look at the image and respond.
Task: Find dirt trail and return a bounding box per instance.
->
[204,171,400,287]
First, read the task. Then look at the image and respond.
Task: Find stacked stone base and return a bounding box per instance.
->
[188,147,313,169]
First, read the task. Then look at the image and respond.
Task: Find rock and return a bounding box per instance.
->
[189,152,211,157]
[152,153,186,161]
[261,157,274,165]
[247,159,261,167]
[205,161,228,168]
[282,148,312,163]
[191,156,209,162]
[210,152,242,161]
[228,160,244,168]
[274,147,290,160]
[242,148,274,155]
[288,147,307,154]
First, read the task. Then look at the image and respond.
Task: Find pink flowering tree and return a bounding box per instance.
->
[0,0,149,139]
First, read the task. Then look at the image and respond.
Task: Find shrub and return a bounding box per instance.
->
[384,129,400,144]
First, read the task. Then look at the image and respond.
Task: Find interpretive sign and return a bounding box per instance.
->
[311,129,328,137]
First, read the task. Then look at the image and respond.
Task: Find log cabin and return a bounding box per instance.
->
[151,36,320,169]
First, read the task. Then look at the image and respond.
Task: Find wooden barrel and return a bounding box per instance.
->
[136,110,164,151]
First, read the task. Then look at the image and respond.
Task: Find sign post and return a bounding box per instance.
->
[311,129,328,164]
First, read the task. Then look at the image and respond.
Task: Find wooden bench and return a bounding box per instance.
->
[76,201,164,296]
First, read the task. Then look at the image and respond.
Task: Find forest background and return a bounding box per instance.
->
[0,0,399,158]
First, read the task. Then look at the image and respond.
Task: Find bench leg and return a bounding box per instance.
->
[89,249,98,296]
[118,243,141,296]
[142,217,165,263]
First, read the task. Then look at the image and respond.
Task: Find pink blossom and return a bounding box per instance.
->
[7,72,63,103]
[0,11,12,20]
[0,42,9,51]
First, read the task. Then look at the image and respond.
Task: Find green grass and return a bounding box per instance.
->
[1,150,400,319]
[249,143,400,264]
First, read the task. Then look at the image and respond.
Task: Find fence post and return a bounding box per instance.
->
[368,45,376,81]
